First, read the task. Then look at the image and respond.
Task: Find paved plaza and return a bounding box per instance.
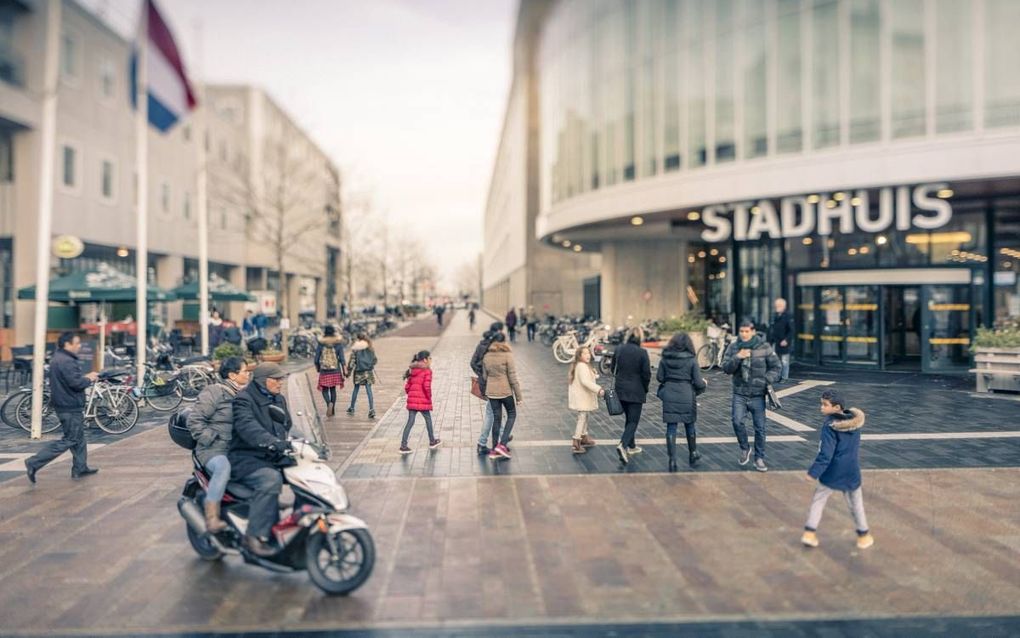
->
[0,312,1018,636]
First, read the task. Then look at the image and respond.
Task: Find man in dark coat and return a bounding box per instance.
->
[25,332,99,483]
[230,362,293,556]
[613,329,651,463]
[471,322,504,455]
[767,298,794,382]
[722,317,782,472]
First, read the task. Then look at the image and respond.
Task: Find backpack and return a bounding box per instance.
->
[319,344,339,371]
[354,348,377,372]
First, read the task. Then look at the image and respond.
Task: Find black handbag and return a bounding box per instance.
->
[766,383,782,411]
[603,387,624,416]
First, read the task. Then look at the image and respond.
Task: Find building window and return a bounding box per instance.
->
[935,0,972,133]
[714,0,736,162]
[100,158,115,202]
[776,0,803,153]
[687,0,707,168]
[812,0,841,149]
[849,0,881,143]
[60,31,79,83]
[985,0,1020,128]
[743,0,768,159]
[890,0,927,138]
[0,130,12,182]
[60,144,79,191]
[661,0,681,171]
[98,57,115,101]
[160,181,170,214]
[183,192,191,220]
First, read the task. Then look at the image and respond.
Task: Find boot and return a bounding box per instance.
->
[686,428,701,467]
[666,431,678,472]
[571,438,586,454]
[204,500,227,533]
[580,434,597,448]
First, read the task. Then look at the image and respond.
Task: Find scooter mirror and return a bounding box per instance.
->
[268,405,288,424]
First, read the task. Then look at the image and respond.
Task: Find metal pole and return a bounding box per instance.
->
[194,22,209,356]
[135,0,149,388]
[29,0,62,440]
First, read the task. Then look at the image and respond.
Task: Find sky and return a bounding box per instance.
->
[85,0,516,290]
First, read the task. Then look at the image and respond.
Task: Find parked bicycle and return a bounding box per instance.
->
[697,322,735,371]
[12,369,139,435]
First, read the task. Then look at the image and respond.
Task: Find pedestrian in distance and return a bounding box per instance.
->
[434,304,446,327]
[315,325,346,417]
[24,332,100,483]
[208,310,225,350]
[722,317,782,472]
[468,307,476,330]
[254,311,268,338]
[505,307,518,343]
[568,346,603,454]
[400,350,440,454]
[242,310,256,339]
[471,322,504,455]
[346,333,378,419]
[187,355,249,532]
[526,305,539,342]
[655,332,707,471]
[614,328,651,464]
[483,332,523,460]
[767,298,795,383]
[801,389,874,550]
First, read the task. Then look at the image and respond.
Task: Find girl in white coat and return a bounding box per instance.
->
[569,346,604,454]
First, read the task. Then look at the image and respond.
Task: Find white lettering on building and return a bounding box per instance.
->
[699,183,952,242]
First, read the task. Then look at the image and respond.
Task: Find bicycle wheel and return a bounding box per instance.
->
[94,386,140,434]
[696,344,717,371]
[2,389,29,429]
[178,368,210,402]
[144,378,184,412]
[15,391,61,433]
[552,340,573,364]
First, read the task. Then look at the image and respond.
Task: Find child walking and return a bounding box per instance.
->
[568,346,603,454]
[400,350,440,454]
[315,325,346,417]
[801,389,874,550]
[346,333,378,418]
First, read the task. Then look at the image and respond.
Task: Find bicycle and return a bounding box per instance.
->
[10,388,62,434]
[83,379,140,434]
[552,325,609,364]
[136,365,185,412]
[696,322,735,371]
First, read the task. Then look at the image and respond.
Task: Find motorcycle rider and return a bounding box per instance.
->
[230,362,293,557]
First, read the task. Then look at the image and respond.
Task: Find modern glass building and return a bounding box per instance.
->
[525,0,1020,373]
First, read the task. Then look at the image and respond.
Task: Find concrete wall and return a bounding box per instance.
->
[599,240,690,326]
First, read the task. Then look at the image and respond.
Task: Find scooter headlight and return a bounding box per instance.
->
[306,481,349,510]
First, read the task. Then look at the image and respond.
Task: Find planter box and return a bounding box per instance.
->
[970,347,1020,393]
[261,353,286,363]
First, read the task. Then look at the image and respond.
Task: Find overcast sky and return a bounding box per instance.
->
[85,0,516,289]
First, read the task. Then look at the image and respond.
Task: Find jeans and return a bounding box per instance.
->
[26,410,88,475]
[349,384,374,411]
[527,324,537,342]
[732,395,767,461]
[489,396,516,446]
[620,400,643,447]
[572,411,590,439]
[204,455,231,504]
[805,485,869,533]
[234,467,283,539]
[779,353,791,382]
[478,400,494,447]
[508,327,517,342]
[401,410,435,447]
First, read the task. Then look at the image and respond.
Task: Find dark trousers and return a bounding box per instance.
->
[321,387,337,405]
[508,326,517,342]
[488,396,516,446]
[401,410,435,446]
[732,395,767,461]
[619,400,643,447]
[26,410,88,475]
[527,324,537,341]
[234,466,283,539]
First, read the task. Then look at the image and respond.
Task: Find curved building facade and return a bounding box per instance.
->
[520,0,1020,372]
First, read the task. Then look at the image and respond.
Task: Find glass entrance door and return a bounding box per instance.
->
[845,286,880,365]
[884,286,922,369]
[922,285,973,372]
[819,287,845,363]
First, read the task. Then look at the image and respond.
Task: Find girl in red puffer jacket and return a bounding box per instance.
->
[400,350,440,454]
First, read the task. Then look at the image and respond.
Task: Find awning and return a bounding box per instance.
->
[18,263,176,302]
[172,274,255,302]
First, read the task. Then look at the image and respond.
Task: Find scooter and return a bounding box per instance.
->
[172,406,375,595]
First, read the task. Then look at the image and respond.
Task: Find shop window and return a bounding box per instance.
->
[994,203,1020,325]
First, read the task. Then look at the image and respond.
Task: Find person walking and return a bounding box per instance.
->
[526,305,538,342]
[613,328,651,464]
[468,307,476,330]
[242,310,256,339]
[471,322,503,455]
[400,351,440,453]
[187,356,249,532]
[568,346,603,454]
[315,325,346,417]
[505,308,518,343]
[24,332,100,483]
[767,298,795,383]
[434,304,446,327]
[346,333,378,418]
[655,333,708,471]
[483,333,522,460]
[801,389,874,550]
[208,310,225,350]
[722,317,782,472]
[254,311,268,338]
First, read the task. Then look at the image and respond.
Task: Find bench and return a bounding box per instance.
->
[971,349,1020,393]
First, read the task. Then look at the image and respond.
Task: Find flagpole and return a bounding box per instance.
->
[29,0,62,440]
[194,21,209,356]
[135,0,149,390]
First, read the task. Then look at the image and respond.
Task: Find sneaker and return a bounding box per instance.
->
[754,458,768,472]
[346,407,355,415]
[738,448,752,466]
[627,446,643,455]
[368,410,376,419]
[616,443,629,464]
[399,445,412,455]
[856,532,874,549]
[429,439,442,450]
[801,531,819,548]
[487,448,502,460]
[572,438,586,455]
[580,434,596,448]
[477,444,490,455]
[495,444,512,459]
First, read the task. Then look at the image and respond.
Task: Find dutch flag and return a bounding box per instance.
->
[130,0,196,133]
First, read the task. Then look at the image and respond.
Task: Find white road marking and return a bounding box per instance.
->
[0,444,105,472]
[862,432,1020,441]
[775,379,835,398]
[767,410,815,432]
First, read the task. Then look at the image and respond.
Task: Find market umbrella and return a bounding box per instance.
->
[171,274,255,302]
[18,263,176,302]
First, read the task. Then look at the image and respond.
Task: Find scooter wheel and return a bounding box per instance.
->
[186,523,224,561]
[306,528,375,596]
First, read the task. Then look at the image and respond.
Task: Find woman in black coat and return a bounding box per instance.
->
[613,328,651,465]
[656,332,708,472]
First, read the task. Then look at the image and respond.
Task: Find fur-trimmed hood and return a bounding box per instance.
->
[351,340,370,352]
[828,407,865,432]
[488,342,512,353]
[318,335,342,346]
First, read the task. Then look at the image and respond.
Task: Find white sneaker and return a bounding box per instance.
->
[616,443,629,464]
[739,448,752,465]
[627,446,643,455]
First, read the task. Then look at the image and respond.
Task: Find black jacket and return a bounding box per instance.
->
[767,312,795,355]
[49,349,92,411]
[613,342,651,403]
[470,336,493,392]
[721,336,782,397]
[229,381,293,478]
[655,350,706,424]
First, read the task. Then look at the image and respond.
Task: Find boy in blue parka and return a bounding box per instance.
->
[801,389,874,550]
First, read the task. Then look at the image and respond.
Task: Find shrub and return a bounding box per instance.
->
[657,314,711,334]
[973,325,1020,350]
[213,342,245,360]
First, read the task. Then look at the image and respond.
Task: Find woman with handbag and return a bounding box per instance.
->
[613,328,651,464]
[568,346,604,454]
[656,333,708,472]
